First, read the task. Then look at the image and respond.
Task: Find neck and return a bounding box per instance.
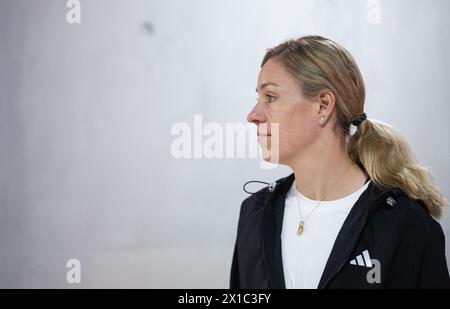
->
[288,137,368,202]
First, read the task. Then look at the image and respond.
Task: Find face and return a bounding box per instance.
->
[247,58,325,165]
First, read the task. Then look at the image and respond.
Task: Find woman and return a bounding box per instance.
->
[230,35,450,289]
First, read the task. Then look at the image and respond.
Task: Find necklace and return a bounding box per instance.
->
[295,161,354,236]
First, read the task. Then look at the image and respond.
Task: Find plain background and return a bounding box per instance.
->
[0,0,449,288]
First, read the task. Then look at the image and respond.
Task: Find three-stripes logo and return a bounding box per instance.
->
[350,250,381,284]
[350,250,372,268]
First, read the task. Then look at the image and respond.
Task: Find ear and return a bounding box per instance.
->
[316,90,336,125]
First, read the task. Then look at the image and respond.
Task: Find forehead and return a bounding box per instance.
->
[257,59,297,89]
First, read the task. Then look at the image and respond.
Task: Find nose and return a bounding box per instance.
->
[247,103,267,125]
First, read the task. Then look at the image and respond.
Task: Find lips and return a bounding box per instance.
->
[258,134,271,141]
[257,131,271,137]
[258,126,271,138]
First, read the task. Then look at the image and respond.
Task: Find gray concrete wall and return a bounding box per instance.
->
[0,0,448,288]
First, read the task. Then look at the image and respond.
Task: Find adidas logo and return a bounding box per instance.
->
[350,250,373,268]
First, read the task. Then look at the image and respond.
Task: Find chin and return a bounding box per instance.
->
[260,148,286,165]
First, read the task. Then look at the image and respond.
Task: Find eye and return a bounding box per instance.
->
[256,94,277,104]
[265,94,276,103]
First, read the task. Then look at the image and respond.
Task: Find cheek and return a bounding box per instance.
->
[278,109,317,153]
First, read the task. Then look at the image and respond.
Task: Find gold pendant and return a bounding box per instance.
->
[297,220,304,236]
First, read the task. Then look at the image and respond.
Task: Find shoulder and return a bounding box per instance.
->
[389,192,438,227]
[371,189,450,288]
[398,195,445,244]
[372,189,445,245]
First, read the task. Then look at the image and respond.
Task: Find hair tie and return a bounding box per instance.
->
[351,113,367,127]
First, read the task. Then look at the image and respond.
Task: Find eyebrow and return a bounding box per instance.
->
[255,82,280,93]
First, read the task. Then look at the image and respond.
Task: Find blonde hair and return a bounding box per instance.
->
[262,35,447,218]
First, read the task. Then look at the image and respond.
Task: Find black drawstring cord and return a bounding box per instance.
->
[243,180,277,194]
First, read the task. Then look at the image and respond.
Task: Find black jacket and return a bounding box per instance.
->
[230,173,450,289]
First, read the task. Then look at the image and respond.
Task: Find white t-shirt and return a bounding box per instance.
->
[281,179,371,289]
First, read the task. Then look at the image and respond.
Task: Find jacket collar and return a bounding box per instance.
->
[261,172,403,289]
